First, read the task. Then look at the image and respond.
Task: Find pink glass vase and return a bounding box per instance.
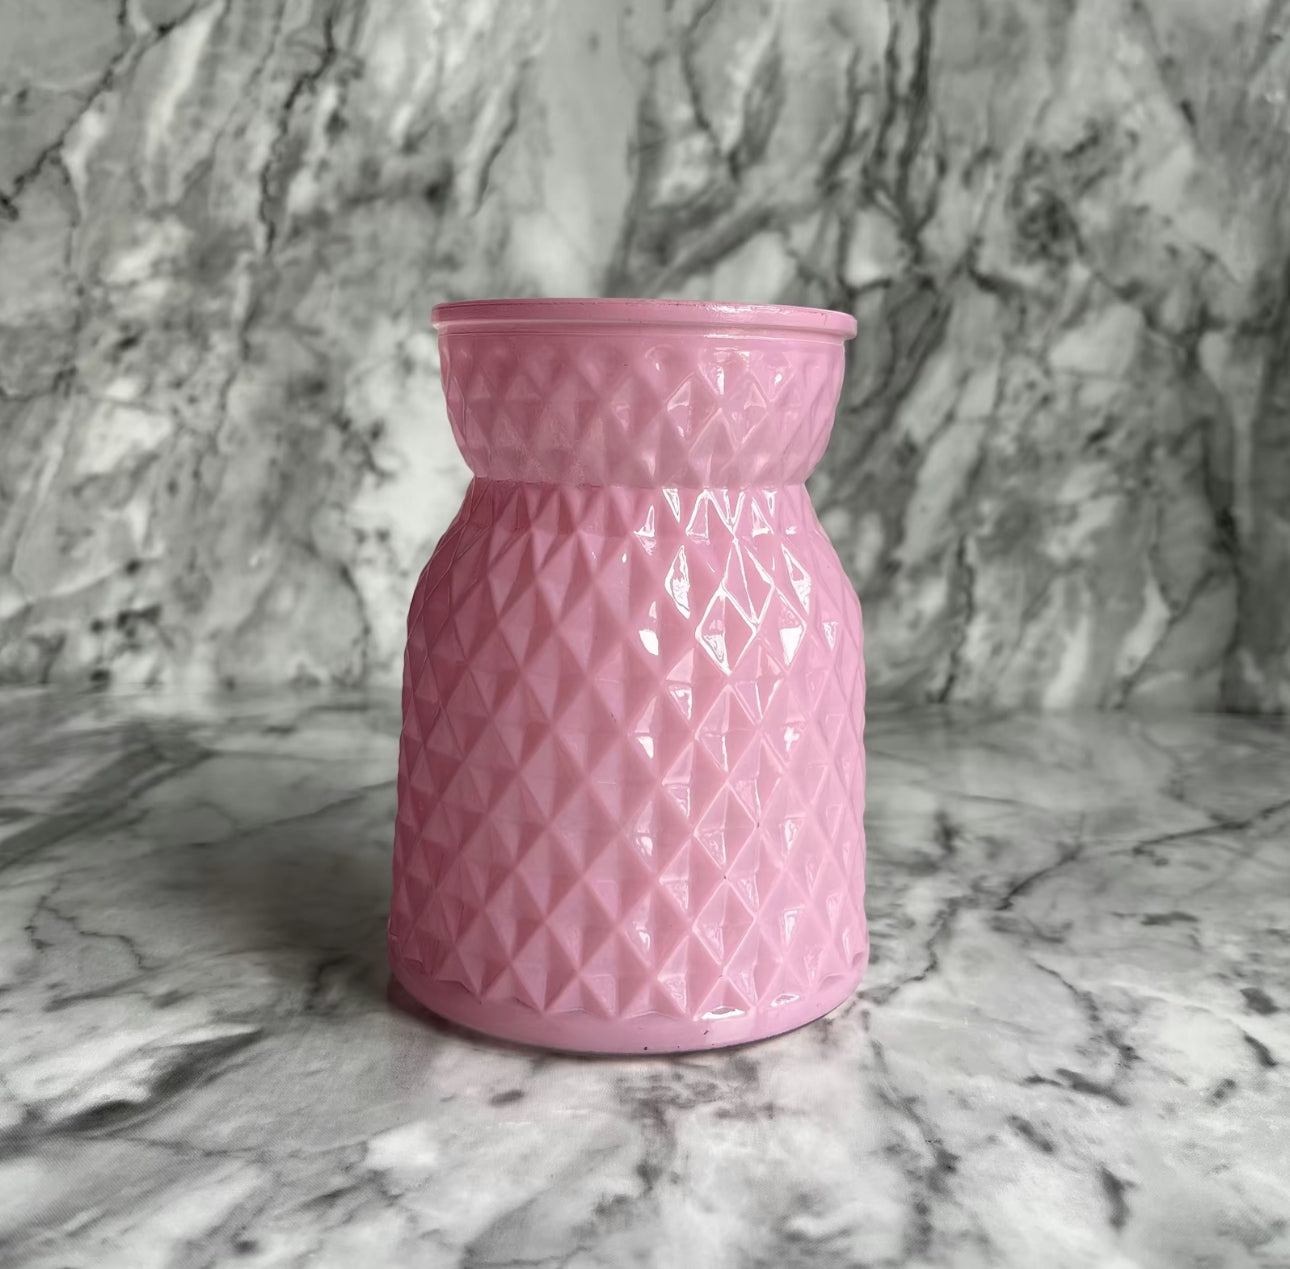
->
[389,299,866,1053]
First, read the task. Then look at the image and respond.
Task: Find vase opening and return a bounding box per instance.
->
[431,298,859,341]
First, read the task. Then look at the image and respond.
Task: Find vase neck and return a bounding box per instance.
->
[438,328,847,487]
[455,478,822,542]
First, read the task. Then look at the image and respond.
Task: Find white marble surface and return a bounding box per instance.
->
[3,1,1290,708]
[1,690,1287,1266]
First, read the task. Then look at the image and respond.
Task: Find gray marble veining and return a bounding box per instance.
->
[2,1,1290,709]
[1,691,1287,1266]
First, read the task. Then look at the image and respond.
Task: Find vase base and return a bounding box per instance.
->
[388,956,866,1055]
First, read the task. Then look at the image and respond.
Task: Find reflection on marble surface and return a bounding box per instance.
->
[1,691,1287,1265]
[2,1,1290,708]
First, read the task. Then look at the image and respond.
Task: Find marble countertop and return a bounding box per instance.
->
[1,692,1287,1268]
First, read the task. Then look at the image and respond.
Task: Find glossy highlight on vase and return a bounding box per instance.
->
[389,299,866,1053]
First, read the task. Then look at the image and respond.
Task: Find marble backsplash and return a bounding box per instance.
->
[1,0,1288,709]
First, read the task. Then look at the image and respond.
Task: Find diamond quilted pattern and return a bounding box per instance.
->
[391,478,867,1044]
[390,309,865,1053]
[439,330,845,488]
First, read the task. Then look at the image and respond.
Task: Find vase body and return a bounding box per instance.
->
[389,299,866,1053]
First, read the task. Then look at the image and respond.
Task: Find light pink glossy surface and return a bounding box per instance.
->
[389,299,866,1053]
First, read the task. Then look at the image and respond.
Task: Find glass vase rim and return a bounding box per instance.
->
[431,298,858,340]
